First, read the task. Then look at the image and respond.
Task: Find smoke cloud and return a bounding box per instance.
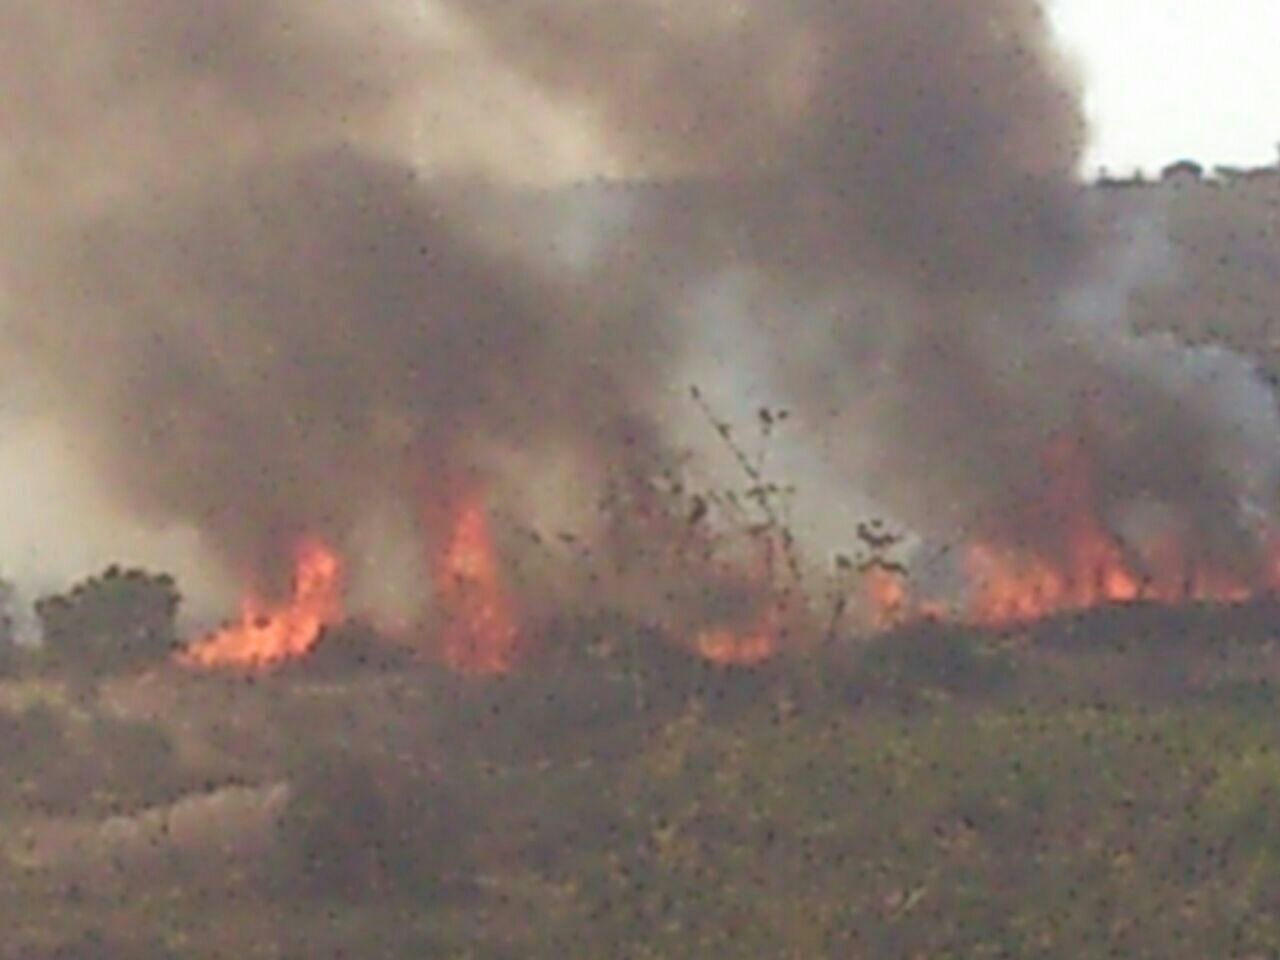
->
[441,0,1280,572]
[1,0,1277,617]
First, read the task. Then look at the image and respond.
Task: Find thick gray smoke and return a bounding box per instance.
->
[0,1,681,608]
[6,148,675,594]
[1,0,1277,618]
[439,0,1280,573]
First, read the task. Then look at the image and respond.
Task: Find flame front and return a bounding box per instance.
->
[434,497,522,675]
[965,437,1255,624]
[695,608,779,667]
[865,435,1270,630]
[966,541,1135,625]
[180,540,343,669]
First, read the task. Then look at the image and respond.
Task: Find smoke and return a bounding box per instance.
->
[0,0,1277,619]
[0,0,678,609]
[443,0,1280,567]
[448,0,1086,284]
[3,146,679,598]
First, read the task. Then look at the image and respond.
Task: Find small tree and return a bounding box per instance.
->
[35,566,181,676]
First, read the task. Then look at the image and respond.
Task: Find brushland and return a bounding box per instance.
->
[1,169,1279,959]
[1,597,1280,959]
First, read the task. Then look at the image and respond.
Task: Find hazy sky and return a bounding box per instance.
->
[1050,0,1280,174]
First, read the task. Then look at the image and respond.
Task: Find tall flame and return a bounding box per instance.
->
[434,496,522,675]
[180,540,343,669]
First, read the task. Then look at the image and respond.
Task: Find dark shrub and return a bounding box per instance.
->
[856,620,1017,701]
[35,566,181,676]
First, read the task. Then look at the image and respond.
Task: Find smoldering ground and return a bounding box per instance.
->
[1,0,1278,618]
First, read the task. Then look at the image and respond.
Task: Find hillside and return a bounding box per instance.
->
[2,159,1280,958]
[2,602,1280,958]
[1093,162,1280,375]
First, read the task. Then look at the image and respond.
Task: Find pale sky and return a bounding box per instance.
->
[1050,0,1280,175]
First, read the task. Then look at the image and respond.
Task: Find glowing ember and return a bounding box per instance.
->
[434,496,522,675]
[695,610,778,667]
[180,540,343,669]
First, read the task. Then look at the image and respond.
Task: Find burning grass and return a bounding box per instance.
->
[177,490,532,677]
[168,415,1280,685]
[861,435,1280,633]
[179,540,344,669]
[434,495,523,676]
[100,400,1280,955]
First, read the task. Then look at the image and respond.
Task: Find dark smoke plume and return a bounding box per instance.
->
[1,0,1277,614]
[439,0,1280,568]
[0,1,681,605]
[15,152,658,575]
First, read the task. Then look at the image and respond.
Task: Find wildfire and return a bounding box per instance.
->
[180,495,525,676]
[866,435,1273,630]
[965,437,1259,625]
[694,618,778,667]
[864,566,909,630]
[965,541,1138,625]
[180,539,343,669]
[174,431,1280,676]
[434,496,522,675]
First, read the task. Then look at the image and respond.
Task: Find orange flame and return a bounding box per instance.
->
[864,566,909,630]
[965,540,1139,626]
[180,540,343,669]
[862,436,1271,630]
[434,497,522,675]
[694,608,779,667]
[965,437,1251,625]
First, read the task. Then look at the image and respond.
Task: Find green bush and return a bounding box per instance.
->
[35,566,181,676]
